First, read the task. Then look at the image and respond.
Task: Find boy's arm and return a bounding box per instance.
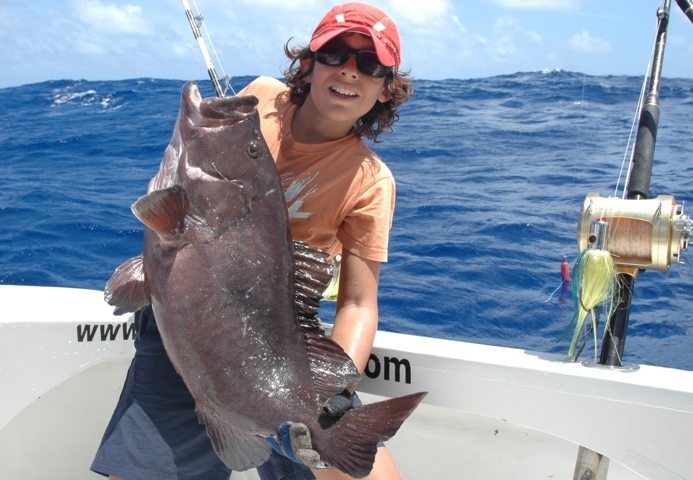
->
[330,248,381,375]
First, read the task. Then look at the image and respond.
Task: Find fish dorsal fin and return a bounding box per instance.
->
[104,254,150,315]
[197,408,271,471]
[131,185,189,240]
[292,241,361,403]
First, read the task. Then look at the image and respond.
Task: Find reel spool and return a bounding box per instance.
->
[578,193,692,271]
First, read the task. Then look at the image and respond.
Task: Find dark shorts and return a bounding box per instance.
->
[90,306,315,480]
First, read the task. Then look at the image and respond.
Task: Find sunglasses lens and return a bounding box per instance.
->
[315,42,391,78]
[315,42,350,66]
[356,51,388,78]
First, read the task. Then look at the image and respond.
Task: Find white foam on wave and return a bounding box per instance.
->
[52,89,98,106]
[50,88,124,111]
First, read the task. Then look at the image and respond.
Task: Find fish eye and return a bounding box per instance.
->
[246,141,260,158]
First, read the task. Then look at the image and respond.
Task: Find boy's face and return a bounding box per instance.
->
[302,33,391,130]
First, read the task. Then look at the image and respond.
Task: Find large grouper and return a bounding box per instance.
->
[104,81,426,478]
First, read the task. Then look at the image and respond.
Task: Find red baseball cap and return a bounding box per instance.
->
[309,3,401,68]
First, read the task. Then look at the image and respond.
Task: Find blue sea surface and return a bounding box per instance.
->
[1,72,692,370]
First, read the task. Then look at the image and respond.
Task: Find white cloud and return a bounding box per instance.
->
[73,0,152,35]
[491,33,518,57]
[74,39,106,55]
[483,16,543,61]
[569,30,610,54]
[379,0,476,78]
[387,0,454,26]
[490,0,581,8]
[245,0,323,8]
[200,0,323,16]
[493,16,542,42]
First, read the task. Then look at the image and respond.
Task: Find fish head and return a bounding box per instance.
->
[170,82,284,237]
[179,82,269,181]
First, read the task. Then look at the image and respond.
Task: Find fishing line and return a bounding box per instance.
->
[543,284,562,303]
[190,0,234,93]
[615,77,648,199]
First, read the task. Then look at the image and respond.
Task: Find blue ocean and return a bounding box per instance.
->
[1,72,692,370]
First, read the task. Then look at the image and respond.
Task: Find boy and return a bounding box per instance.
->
[91,3,413,479]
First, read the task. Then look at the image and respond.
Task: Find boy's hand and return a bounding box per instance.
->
[266,421,328,469]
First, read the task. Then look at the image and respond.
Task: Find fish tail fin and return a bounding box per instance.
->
[319,392,427,478]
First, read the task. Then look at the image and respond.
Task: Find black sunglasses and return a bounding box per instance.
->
[314,40,392,78]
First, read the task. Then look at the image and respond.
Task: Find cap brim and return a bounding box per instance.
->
[309,26,396,67]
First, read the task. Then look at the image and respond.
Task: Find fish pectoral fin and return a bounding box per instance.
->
[197,409,271,471]
[131,185,189,241]
[104,254,150,315]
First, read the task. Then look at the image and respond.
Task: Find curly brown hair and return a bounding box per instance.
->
[282,40,413,143]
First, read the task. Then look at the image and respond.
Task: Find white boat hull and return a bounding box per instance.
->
[1,285,691,479]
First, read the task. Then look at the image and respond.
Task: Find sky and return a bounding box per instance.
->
[1,0,693,89]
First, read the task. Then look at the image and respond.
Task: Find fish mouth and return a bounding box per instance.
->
[200,94,259,119]
[182,82,259,125]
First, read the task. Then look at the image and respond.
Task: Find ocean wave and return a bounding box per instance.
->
[2,74,692,370]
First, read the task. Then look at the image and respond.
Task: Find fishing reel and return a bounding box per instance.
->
[577,193,692,271]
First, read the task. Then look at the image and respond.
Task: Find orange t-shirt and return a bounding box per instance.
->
[238,77,395,263]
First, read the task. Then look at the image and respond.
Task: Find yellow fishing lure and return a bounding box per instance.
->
[566,248,618,361]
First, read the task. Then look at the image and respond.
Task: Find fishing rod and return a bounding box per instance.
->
[599,0,672,367]
[574,0,692,370]
[181,0,233,98]
[572,6,693,477]
[600,0,693,367]
[676,0,693,22]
